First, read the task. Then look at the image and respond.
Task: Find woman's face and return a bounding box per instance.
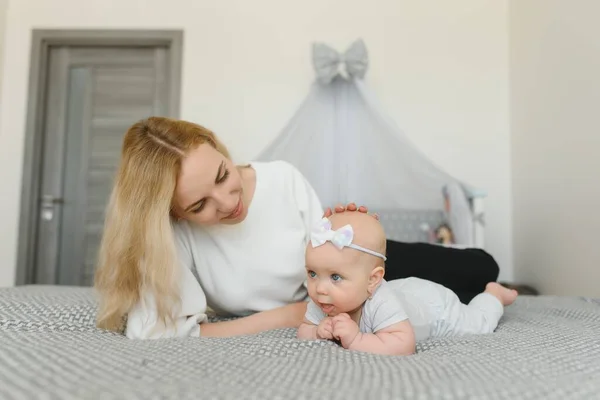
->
[173,143,248,225]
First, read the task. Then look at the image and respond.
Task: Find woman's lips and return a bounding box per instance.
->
[225,198,243,219]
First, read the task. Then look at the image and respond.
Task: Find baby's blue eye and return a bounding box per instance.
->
[308,271,316,278]
[331,274,342,282]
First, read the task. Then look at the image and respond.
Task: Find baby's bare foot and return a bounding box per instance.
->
[485,282,518,306]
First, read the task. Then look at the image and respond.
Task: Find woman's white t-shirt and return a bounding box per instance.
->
[125,160,323,339]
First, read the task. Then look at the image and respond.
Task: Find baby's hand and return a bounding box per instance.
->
[332,313,360,348]
[316,317,334,340]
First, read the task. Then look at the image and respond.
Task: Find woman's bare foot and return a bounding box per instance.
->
[485,282,518,306]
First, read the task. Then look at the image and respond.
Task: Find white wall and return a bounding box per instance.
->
[0,0,512,286]
[0,0,7,101]
[510,0,600,296]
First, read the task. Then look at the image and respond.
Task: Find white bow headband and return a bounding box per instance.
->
[310,217,387,261]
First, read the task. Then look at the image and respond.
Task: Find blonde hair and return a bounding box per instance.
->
[94,116,230,332]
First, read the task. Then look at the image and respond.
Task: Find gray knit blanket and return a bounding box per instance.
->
[1,285,599,400]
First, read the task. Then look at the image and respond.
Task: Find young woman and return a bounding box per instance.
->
[94,116,499,340]
[95,116,345,339]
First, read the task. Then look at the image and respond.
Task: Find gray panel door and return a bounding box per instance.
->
[34,45,170,286]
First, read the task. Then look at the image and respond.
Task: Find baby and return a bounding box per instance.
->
[297,212,518,356]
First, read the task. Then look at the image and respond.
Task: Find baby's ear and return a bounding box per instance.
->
[368,266,385,292]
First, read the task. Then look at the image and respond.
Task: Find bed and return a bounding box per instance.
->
[1,285,599,399]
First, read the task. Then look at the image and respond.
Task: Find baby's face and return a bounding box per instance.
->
[305,212,387,317]
[305,244,373,317]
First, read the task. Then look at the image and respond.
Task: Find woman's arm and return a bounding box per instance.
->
[199,301,307,337]
[125,263,208,340]
[297,322,319,340]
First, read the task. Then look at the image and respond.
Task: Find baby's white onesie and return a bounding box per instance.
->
[305,278,504,341]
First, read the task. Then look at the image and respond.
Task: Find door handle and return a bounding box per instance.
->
[41,195,64,206]
[40,195,64,221]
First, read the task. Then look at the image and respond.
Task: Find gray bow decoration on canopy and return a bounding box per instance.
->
[312,39,369,85]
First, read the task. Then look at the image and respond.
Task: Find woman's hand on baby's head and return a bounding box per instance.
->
[323,202,379,220]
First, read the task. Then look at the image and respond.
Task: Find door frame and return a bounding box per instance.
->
[16,29,183,285]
